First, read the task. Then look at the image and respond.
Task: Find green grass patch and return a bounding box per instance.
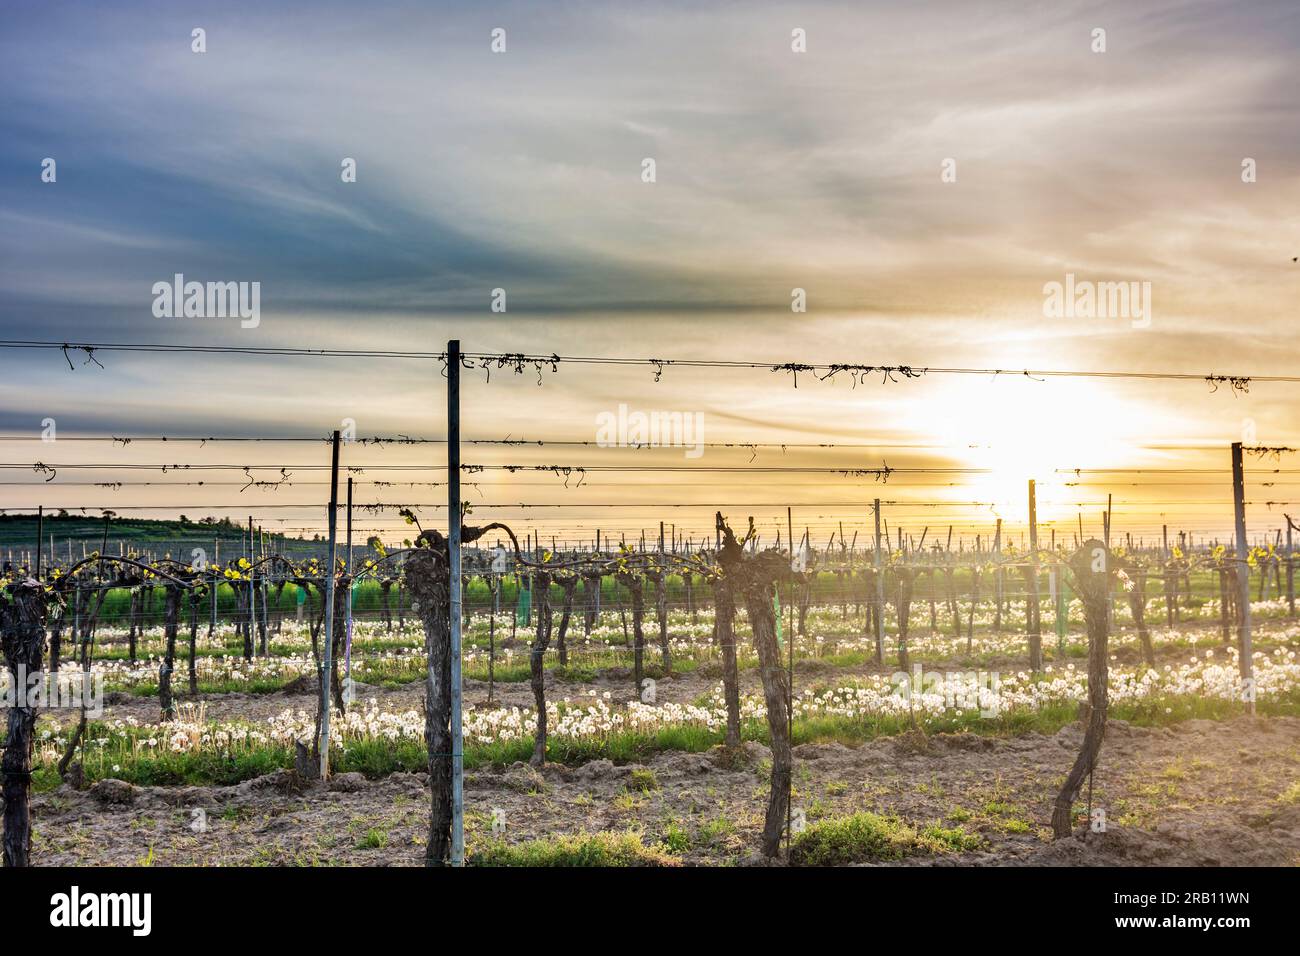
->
[469,831,680,867]
[627,768,659,792]
[790,812,981,865]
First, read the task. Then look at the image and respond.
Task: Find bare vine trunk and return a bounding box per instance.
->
[127,588,140,663]
[257,579,269,656]
[717,515,791,858]
[272,580,287,636]
[583,571,601,636]
[529,570,553,766]
[1218,566,1232,643]
[713,573,741,750]
[797,572,812,637]
[994,567,1004,630]
[652,571,671,673]
[303,584,321,667]
[188,587,200,695]
[1126,566,1155,667]
[59,579,110,782]
[330,581,347,715]
[1021,564,1043,671]
[1163,562,1179,624]
[407,543,452,865]
[236,581,252,661]
[555,576,577,667]
[892,567,914,670]
[863,568,883,666]
[2,581,47,866]
[945,567,960,638]
[928,570,938,633]
[48,606,64,676]
[1052,540,1111,839]
[966,568,980,654]
[159,583,180,722]
[618,572,647,697]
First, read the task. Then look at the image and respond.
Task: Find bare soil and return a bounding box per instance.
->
[30,714,1300,866]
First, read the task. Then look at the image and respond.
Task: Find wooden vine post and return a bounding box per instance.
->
[344,480,354,691]
[1230,443,1255,713]
[317,430,341,778]
[872,499,885,665]
[1052,539,1112,839]
[447,339,465,864]
[486,574,498,703]
[993,518,1004,630]
[247,515,258,660]
[1285,516,1296,617]
[1026,479,1044,671]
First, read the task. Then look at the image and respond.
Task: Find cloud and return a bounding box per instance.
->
[1,0,1297,536]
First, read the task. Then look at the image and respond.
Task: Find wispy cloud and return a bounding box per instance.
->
[1,0,1297,536]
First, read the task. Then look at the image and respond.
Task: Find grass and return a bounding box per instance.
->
[982,800,1019,816]
[662,822,690,853]
[790,812,982,865]
[469,831,680,867]
[627,768,659,792]
[977,794,1034,833]
[33,684,1300,792]
[698,816,736,845]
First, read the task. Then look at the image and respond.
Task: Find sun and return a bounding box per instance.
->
[929,377,1130,528]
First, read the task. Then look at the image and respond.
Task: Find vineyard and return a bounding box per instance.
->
[5,6,1300,911]
[2,346,1298,871]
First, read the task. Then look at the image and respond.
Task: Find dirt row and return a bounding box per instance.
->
[29,714,1300,866]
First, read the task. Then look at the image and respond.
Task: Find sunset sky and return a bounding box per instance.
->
[2,0,1298,549]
